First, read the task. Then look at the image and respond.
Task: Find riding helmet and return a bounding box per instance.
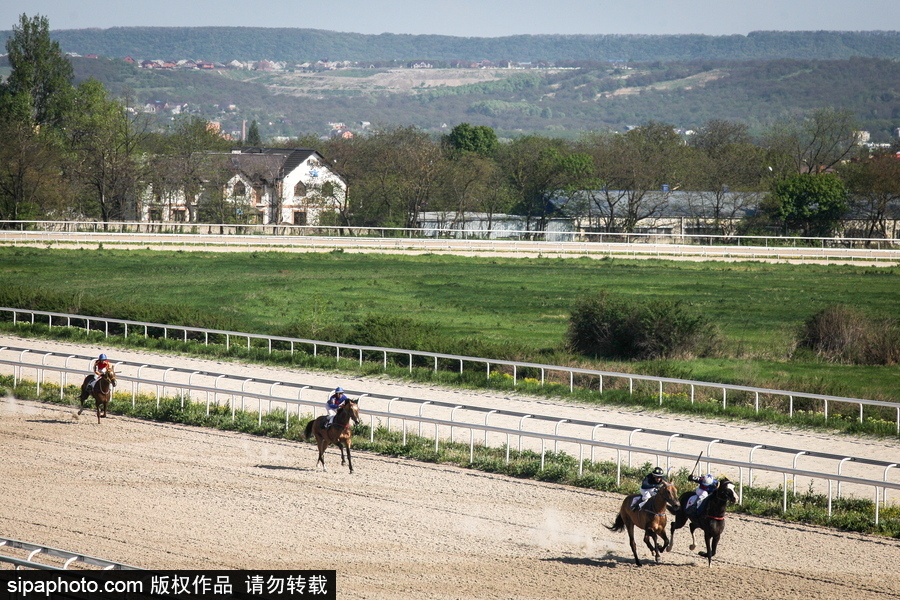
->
[334,386,343,392]
[700,474,714,485]
[651,467,664,476]
[99,353,108,360]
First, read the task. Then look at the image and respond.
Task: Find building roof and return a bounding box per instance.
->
[215,148,345,185]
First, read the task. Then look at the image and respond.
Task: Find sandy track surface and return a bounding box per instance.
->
[2,337,899,599]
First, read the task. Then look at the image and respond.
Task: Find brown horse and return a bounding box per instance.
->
[79,365,117,424]
[303,398,360,473]
[667,477,738,566]
[608,482,680,566]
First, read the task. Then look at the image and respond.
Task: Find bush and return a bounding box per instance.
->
[798,305,899,365]
[566,292,717,360]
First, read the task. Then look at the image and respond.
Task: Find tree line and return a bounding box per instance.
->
[10,26,900,64]
[2,15,899,240]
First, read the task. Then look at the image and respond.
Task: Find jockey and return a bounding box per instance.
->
[635,466,666,510]
[686,474,718,514]
[87,353,111,391]
[324,386,348,429]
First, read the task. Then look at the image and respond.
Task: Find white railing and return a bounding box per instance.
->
[3,307,899,432]
[3,354,898,524]
[3,229,899,264]
[0,538,141,570]
[2,220,898,249]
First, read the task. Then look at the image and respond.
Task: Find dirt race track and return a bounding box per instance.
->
[2,343,900,599]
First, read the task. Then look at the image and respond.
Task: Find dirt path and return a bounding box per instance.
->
[2,337,899,599]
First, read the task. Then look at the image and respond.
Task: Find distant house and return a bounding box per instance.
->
[140,148,348,226]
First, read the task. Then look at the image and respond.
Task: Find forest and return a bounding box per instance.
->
[3,27,899,63]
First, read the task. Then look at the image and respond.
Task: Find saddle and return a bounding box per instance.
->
[686,496,707,516]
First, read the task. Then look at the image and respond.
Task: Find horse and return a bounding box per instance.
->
[303,398,361,473]
[608,482,680,566]
[78,365,117,424]
[666,477,739,566]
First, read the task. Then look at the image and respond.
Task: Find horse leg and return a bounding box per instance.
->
[688,522,699,551]
[667,513,686,552]
[316,438,328,472]
[78,377,90,415]
[656,523,670,555]
[642,530,660,563]
[626,524,642,567]
[345,443,353,474]
[699,529,719,566]
[338,441,347,466]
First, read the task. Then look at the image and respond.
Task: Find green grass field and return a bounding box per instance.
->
[1,246,898,400]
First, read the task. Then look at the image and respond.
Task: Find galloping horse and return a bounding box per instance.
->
[79,365,117,424]
[608,482,680,566]
[667,477,738,566]
[303,398,360,473]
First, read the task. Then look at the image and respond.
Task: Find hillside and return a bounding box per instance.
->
[68,55,900,142]
[4,27,900,63]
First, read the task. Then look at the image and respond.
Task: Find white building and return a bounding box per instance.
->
[141,147,348,226]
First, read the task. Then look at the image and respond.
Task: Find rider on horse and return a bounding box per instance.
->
[324,386,348,429]
[685,474,718,515]
[635,466,667,511]
[85,353,112,393]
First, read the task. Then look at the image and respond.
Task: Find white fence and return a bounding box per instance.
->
[3,349,898,525]
[3,229,900,264]
[0,537,141,570]
[3,307,899,432]
[2,220,899,248]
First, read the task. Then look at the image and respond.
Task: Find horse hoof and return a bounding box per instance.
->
[689,544,696,551]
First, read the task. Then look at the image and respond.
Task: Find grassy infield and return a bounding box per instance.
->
[1,246,899,537]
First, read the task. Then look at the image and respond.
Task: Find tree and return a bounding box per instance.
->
[580,124,688,233]
[771,173,848,237]
[446,123,499,158]
[496,136,572,231]
[840,154,900,240]
[63,79,149,222]
[346,126,444,228]
[684,119,767,234]
[2,13,74,128]
[246,120,262,146]
[764,108,861,176]
[0,14,74,223]
[0,110,68,223]
[146,116,232,222]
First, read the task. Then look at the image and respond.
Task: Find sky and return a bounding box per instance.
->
[2,0,899,37]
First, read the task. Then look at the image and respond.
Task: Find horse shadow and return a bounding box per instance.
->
[541,555,624,568]
[255,464,302,472]
[255,463,328,474]
[27,418,76,425]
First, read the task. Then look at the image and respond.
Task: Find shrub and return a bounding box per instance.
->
[566,292,716,360]
[798,305,899,365]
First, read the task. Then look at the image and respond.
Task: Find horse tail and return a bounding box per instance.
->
[608,514,625,532]
[303,420,315,440]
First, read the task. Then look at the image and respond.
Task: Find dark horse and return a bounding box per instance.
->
[79,365,117,424]
[303,398,361,473]
[667,477,738,566]
[608,482,680,566]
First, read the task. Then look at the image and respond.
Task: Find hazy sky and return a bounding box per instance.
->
[3,0,899,37]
